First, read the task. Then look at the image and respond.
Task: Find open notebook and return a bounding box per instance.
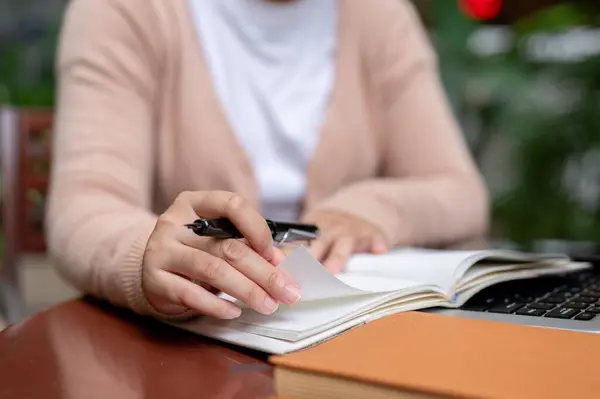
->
[170,247,589,354]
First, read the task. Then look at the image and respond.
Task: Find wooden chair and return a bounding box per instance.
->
[0,107,51,324]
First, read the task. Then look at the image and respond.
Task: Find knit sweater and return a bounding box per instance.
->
[46,0,489,316]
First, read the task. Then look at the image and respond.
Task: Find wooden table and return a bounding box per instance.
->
[0,299,275,399]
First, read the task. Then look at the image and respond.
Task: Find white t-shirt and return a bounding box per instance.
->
[189,0,337,221]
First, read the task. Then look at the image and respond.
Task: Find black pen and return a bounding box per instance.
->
[185,218,319,245]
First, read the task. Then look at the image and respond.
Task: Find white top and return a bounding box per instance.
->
[189,0,337,221]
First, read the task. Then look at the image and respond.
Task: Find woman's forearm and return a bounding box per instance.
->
[305,172,489,249]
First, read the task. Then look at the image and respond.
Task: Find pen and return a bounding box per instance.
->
[185,218,319,245]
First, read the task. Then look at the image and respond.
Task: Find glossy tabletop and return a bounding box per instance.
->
[0,299,275,399]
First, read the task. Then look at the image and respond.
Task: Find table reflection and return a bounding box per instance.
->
[0,299,274,399]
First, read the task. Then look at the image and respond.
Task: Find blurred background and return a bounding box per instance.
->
[1,0,600,315]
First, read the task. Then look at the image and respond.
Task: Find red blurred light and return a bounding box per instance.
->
[460,0,503,21]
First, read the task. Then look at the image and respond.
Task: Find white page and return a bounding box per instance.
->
[176,314,373,354]
[227,247,429,340]
[232,294,394,340]
[457,263,528,288]
[344,250,479,292]
[344,249,551,293]
[233,289,437,341]
[273,247,367,301]
[270,247,426,301]
[336,273,425,292]
[174,294,447,354]
[454,260,566,290]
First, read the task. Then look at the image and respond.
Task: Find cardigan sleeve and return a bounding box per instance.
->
[46,0,169,316]
[311,0,489,248]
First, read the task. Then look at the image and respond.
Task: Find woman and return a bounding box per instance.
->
[46,0,489,321]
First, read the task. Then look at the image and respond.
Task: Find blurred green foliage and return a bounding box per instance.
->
[430,1,600,248]
[0,23,58,106]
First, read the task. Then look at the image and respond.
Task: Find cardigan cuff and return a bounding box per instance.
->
[120,222,199,322]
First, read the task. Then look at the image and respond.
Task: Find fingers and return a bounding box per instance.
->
[178,191,276,262]
[270,246,287,265]
[174,242,301,315]
[353,236,373,254]
[309,235,387,274]
[147,270,242,319]
[144,190,307,320]
[308,238,330,262]
[371,235,389,254]
[208,240,301,304]
[174,245,278,315]
[322,237,354,273]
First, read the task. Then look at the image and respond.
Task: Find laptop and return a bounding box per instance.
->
[430,251,600,333]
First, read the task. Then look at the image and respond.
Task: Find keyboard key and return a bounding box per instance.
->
[575,295,598,304]
[563,302,588,309]
[586,307,600,314]
[545,307,579,319]
[555,292,576,299]
[541,296,567,304]
[574,312,596,321]
[516,308,546,317]
[488,302,524,314]
[581,291,600,299]
[529,303,555,310]
[552,285,568,293]
[513,294,535,302]
[577,273,593,281]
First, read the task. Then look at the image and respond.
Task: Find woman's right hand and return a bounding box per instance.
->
[141,191,302,319]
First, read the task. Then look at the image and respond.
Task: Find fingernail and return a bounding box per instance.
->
[283,284,302,305]
[225,306,242,319]
[373,238,388,254]
[325,262,339,273]
[263,296,279,315]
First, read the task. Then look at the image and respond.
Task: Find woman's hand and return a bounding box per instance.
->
[142,191,302,319]
[302,210,388,273]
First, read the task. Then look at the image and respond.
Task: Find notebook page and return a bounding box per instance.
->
[177,313,373,354]
[344,250,501,293]
[230,290,436,341]
[272,247,427,301]
[224,247,432,340]
[274,247,366,301]
[234,294,393,340]
[336,273,429,293]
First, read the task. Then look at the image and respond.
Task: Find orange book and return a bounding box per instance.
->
[270,312,600,399]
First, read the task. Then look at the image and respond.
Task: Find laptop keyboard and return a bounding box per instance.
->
[461,270,600,321]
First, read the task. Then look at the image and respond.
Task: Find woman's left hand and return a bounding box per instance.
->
[301,210,388,273]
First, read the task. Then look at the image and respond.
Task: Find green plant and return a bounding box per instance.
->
[0,24,59,107]
[429,1,600,248]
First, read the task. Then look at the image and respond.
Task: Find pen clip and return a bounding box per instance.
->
[274,228,319,247]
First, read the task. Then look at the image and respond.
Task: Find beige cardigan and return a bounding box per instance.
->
[46,0,489,316]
